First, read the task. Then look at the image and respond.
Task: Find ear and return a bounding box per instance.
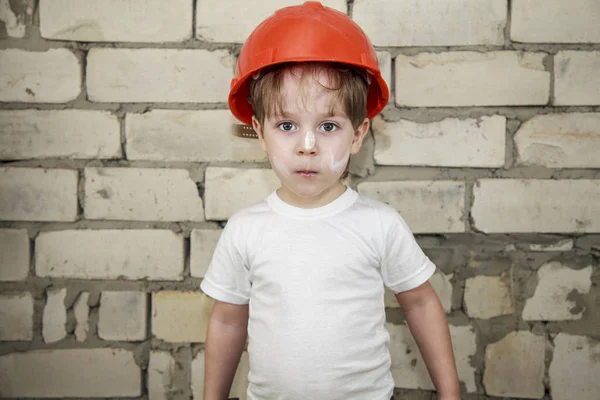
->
[251,115,267,152]
[350,118,370,155]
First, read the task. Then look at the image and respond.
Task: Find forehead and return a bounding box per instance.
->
[276,68,344,115]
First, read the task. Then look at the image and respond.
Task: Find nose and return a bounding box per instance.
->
[298,131,317,156]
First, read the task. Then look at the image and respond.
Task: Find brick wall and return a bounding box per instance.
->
[0,1,599,399]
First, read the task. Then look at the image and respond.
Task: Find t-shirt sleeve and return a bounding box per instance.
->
[200,218,251,305]
[380,210,436,293]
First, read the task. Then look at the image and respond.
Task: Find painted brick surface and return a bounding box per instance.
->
[152,291,214,342]
[204,167,280,220]
[98,291,147,341]
[0,168,78,222]
[192,351,250,400]
[0,0,33,38]
[357,181,466,233]
[472,179,600,233]
[522,262,592,321]
[0,49,80,103]
[549,334,600,400]
[42,288,67,343]
[195,0,346,43]
[483,331,545,398]
[554,51,600,106]
[372,115,506,167]
[387,323,476,392]
[0,349,141,397]
[353,0,506,46]
[515,113,600,168]
[36,230,184,280]
[73,292,89,342]
[126,110,265,162]
[511,0,600,43]
[87,49,234,103]
[464,275,514,319]
[376,51,392,98]
[190,229,222,278]
[0,110,121,160]
[40,0,192,42]
[84,167,204,221]
[148,351,176,400]
[395,52,550,107]
[0,229,29,281]
[0,292,34,341]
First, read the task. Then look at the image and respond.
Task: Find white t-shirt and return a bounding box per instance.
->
[201,187,436,400]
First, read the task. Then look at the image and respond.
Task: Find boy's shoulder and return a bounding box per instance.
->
[226,197,273,227]
[355,191,402,219]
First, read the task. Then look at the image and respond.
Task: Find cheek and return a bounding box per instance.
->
[319,139,351,174]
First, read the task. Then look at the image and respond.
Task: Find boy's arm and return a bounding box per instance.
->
[395,281,460,400]
[204,300,249,400]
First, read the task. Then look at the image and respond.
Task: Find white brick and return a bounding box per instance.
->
[98,291,147,341]
[0,292,33,341]
[353,0,506,47]
[84,168,204,222]
[0,49,80,103]
[472,179,600,233]
[126,110,266,162]
[385,271,453,313]
[387,323,476,392]
[0,110,121,160]
[549,334,600,400]
[0,349,141,397]
[152,291,214,342]
[36,230,184,280]
[148,351,176,400]
[530,239,574,252]
[40,0,192,42]
[87,49,233,103]
[483,331,545,398]
[515,113,600,168]
[555,51,600,106]
[376,51,392,99]
[196,0,346,43]
[43,288,67,343]
[205,167,280,220]
[396,52,550,107]
[73,292,89,342]
[192,351,249,400]
[523,262,592,321]
[511,0,600,43]
[0,168,78,222]
[0,0,32,38]
[190,229,222,278]
[464,275,514,319]
[357,181,465,233]
[0,229,29,281]
[373,115,505,167]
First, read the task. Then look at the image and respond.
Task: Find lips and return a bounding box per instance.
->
[296,170,317,177]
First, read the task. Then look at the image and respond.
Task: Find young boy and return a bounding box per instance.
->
[201,2,460,399]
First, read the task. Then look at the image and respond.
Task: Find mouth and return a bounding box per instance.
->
[296,170,318,177]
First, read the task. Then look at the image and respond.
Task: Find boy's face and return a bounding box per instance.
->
[252,68,370,207]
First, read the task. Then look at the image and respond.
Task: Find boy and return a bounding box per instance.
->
[201,2,460,399]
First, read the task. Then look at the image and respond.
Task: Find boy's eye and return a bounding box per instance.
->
[320,122,338,132]
[278,122,296,131]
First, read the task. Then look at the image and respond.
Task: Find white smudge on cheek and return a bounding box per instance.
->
[328,149,351,175]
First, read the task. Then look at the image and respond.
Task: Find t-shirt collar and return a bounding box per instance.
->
[266,186,358,219]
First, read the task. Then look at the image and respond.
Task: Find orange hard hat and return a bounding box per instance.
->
[228,1,389,125]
